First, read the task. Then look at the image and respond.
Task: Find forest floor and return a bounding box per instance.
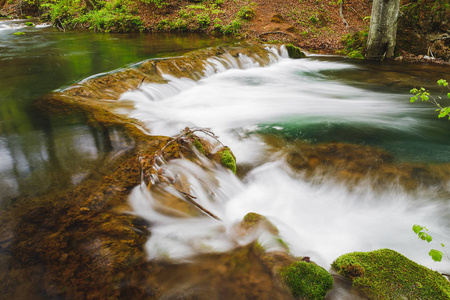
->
[136,0,371,53]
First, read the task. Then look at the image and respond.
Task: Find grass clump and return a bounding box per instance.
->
[285,44,306,59]
[280,261,333,299]
[332,249,450,299]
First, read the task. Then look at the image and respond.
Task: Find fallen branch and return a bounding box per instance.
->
[137,76,146,89]
[179,191,221,221]
[258,31,293,38]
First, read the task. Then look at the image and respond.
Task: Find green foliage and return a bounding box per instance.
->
[219,148,236,173]
[280,261,333,300]
[40,0,143,32]
[196,13,210,28]
[332,249,450,299]
[309,14,318,24]
[339,30,367,59]
[140,0,167,8]
[236,5,255,20]
[412,224,449,263]
[410,79,450,120]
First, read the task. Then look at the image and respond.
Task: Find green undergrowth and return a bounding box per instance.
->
[337,30,368,59]
[280,261,333,300]
[40,0,143,32]
[156,0,256,35]
[332,249,450,299]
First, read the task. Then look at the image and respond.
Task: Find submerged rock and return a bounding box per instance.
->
[332,249,450,299]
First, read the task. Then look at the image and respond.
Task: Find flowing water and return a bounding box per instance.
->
[1,17,450,298]
[121,46,450,274]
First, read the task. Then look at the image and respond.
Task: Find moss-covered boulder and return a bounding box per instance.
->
[215,146,237,174]
[332,249,450,299]
[239,212,279,235]
[280,261,333,299]
[285,44,306,59]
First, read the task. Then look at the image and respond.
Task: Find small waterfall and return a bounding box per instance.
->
[123,45,450,273]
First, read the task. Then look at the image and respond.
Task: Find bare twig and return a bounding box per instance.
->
[258,31,293,38]
[137,76,146,89]
[179,191,222,221]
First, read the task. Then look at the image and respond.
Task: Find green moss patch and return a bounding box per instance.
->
[332,249,450,299]
[219,147,236,173]
[280,261,333,299]
[285,44,306,59]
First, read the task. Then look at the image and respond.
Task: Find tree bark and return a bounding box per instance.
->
[365,0,400,60]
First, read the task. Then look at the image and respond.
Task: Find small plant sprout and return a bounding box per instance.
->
[412,224,449,262]
[410,79,450,120]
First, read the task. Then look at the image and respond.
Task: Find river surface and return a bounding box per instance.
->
[0,19,234,201]
[1,18,450,298]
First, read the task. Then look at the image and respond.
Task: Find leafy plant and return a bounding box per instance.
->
[237,5,255,20]
[410,79,450,120]
[412,224,449,262]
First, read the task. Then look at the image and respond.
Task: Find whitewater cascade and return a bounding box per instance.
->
[122,45,450,272]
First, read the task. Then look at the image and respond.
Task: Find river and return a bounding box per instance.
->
[1,18,449,298]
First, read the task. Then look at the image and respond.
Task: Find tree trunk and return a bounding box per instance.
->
[365,0,400,60]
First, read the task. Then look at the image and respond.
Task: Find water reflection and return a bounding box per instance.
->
[0,20,234,201]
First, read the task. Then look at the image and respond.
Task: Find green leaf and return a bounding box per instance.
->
[437,79,448,87]
[441,243,445,248]
[410,96,417,103]
[429,249,443,262]
[438,107,450,118]
[412,224,423,234]
[447,93,450,99]
[425,235,432,243]
[410,88,418,94]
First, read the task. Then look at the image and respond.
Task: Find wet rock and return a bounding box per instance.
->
[285,44,306,59]
[238,212,279,235]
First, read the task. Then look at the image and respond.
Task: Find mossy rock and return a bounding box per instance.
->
[13,31,25,35]
[25,21,34,27]
[285,44,306,59]
[218,147,236,173]
[280,261,333,299]
[332,249,450,299]
[192,137,206,155]
[239,212,279,235]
